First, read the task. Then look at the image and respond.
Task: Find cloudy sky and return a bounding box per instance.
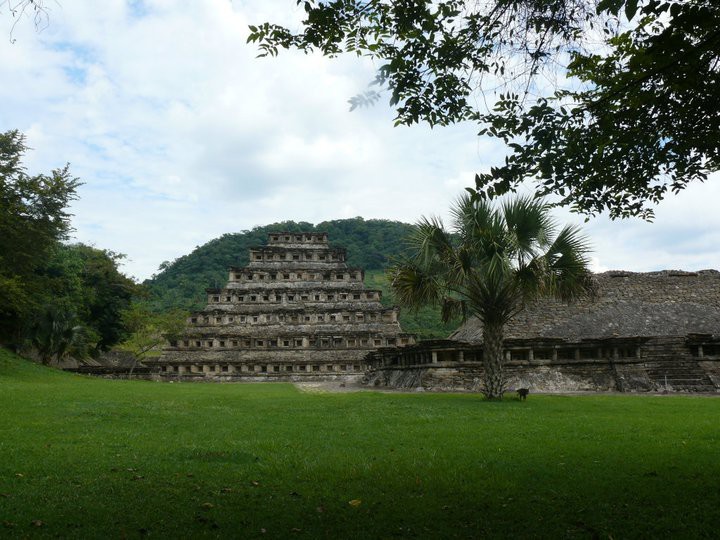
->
[1,0,718,281]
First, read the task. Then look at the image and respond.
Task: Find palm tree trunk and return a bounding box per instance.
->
[482,322,506,399]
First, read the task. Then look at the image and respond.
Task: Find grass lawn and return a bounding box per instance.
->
[1,349,719,539]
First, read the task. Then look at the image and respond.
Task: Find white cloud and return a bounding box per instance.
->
[1,0,718,281]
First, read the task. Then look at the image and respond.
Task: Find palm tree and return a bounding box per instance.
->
[390,193,594,399]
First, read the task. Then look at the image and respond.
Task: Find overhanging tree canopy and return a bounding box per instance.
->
[0,129,80,342]
[249,0,720,219]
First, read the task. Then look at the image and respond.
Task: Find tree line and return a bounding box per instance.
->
[143,218,418,312]
[0,130,182,365]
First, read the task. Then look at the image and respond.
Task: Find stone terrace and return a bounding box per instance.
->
[365,271,720,393]
[148,232,415,380]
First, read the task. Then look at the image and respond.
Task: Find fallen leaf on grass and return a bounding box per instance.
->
[348,499,362,507]
[251,480,260,487]
[260,528,267,534]
[131,475,144,481]
[291,527,302,533]
[200,502,214,510]
[14,473,23,478]
[220,487,233,493]
[31,520,45,527]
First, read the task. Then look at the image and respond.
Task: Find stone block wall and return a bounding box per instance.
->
[452,270,720,342]
[364,336,720,393]
[147,231,416,380]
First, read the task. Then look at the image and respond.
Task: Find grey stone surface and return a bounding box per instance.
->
[147,232,415,380]
[366,269,720,393]
[452,270,720,342]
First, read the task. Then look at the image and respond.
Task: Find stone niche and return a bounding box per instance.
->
[147,232,416,380]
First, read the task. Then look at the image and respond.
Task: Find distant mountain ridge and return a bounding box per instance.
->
[143,218,459,339]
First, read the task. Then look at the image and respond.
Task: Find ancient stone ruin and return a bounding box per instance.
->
[365,270,720,393]
[148,232,415,379]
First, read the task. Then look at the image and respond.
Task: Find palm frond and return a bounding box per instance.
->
[513,256,549,300]
[464,271,519,326]
[450,192,495,245]
[544,224,594,301]
[501,195,556,266]
[393,193,593,332]
[388,262,443,310]
[410,216,454,267]
[440,297,467,323]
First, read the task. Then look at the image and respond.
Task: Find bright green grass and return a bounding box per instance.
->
[1,349,719,539]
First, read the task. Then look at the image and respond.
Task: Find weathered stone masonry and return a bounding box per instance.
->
[365,271,720,393]
[147,232,415,380]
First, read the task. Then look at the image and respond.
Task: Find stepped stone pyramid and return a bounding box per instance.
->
[151,232,416,379]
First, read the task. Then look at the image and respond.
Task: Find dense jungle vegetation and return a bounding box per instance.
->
[0,130,139,361]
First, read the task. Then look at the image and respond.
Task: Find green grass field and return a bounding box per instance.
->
[1,349,719,539]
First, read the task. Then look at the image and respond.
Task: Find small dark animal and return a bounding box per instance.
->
[517,388,530,401]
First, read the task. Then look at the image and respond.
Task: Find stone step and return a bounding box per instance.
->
[647,375,715,388]
[647,371,706,378]
[659,385,718,393]
[644,360,717,391]
[648,371,711,377]
[657,380,704,384]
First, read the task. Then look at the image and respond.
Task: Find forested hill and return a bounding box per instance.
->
[144,218,415,312]
[143,218,460,338]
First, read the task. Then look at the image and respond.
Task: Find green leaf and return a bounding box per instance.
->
[624,0,639,20]
[596,0,623,16]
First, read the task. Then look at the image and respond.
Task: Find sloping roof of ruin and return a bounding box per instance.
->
[451,270,720,343]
